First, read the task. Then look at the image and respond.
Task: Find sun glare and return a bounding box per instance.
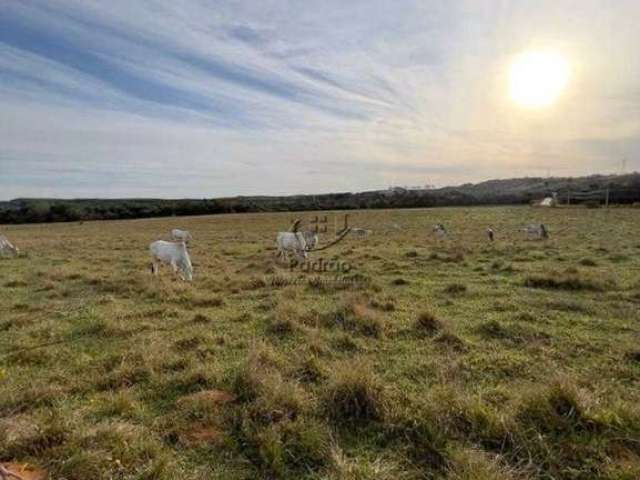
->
[509,51,569,108]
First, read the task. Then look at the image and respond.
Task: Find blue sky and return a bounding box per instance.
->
[1,0,639,199]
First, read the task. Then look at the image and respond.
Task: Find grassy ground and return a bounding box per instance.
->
[1,206,639,479]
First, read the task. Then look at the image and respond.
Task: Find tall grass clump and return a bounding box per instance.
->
[226,343,331,477]
[415,311,444,336]
[323,360,387,424]
[326,295,385,338]
[524,272,609,291]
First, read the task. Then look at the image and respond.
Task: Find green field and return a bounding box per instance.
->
[1,206,639,479]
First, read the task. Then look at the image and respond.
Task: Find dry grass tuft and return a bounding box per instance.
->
[323,360,386,424]
[524,273,609,291]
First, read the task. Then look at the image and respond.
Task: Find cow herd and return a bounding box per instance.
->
[432,223,548,242]
[0,221,551,284]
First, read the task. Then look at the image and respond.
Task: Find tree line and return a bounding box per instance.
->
[1,173,638,224]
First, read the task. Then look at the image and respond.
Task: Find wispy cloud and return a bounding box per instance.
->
[1,0,639,199]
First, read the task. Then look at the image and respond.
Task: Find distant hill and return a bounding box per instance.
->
[1,173,638,224]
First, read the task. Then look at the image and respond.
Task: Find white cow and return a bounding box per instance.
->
[523,223,549,240]
[276,232,308,263]
[0,235,19,257]
[486,227,495,242]
[432,224,447,239]
[150,240,193,281]
[301,230,319,250]
[171,229,193,243]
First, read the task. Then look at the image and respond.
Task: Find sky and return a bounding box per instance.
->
[1,0,639,199]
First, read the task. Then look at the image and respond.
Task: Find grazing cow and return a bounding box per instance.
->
[150,240,193,281]
[486,228,495,242]
[351,228,372,238]
[276,231,308,263]
[171,229,193,243]
[0,235,19,257]
[523,223,549,240]
[288,219,317,250]
[432,224,447,239]
[301,230,319,250]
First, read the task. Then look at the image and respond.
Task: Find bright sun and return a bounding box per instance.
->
[509,51,569,108]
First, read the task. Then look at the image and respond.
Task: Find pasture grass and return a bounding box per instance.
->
[1,206,640,479]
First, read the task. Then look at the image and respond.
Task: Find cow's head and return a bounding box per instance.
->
[303,231,318,251]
